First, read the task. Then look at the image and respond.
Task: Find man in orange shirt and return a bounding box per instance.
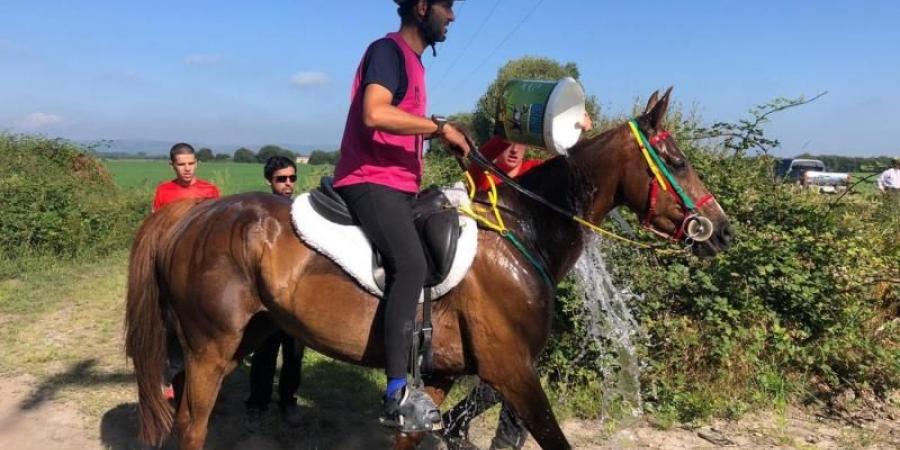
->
[467,113,593,192]
[152,142,221,401]
[152,142,220,212]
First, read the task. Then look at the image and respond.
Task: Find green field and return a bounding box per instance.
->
[103,159,331,195]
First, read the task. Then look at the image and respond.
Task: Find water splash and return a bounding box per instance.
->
[574,234,643,418]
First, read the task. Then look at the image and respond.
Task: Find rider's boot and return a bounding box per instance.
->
[380,384,442,433]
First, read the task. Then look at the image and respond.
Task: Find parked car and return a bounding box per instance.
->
[776,158,850,193]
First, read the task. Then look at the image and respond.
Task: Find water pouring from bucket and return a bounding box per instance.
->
[497,77,587,155]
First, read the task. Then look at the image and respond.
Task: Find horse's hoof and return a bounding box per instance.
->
[443,436,480,450]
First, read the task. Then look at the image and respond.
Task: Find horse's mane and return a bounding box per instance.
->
[483,124,624,274]
[507,123,621,216]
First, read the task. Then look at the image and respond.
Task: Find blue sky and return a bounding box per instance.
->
[0,0,898,156]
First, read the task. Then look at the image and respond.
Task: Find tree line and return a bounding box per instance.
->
[98,145,340,165]
[793,153,896,172]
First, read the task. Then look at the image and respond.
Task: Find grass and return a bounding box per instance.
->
[102,159,331,196]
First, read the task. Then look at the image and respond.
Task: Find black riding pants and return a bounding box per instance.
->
[337,182,427,379]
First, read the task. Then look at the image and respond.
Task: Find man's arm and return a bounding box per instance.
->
[362,84,440,135]
[362,84,469,156]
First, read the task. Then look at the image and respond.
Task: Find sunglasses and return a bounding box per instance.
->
[274,175,297,183]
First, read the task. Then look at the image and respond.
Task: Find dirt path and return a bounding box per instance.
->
[1,374,896,450]
[0,375,95,450]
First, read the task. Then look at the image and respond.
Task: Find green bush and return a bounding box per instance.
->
[604,152,899,422]
[504,95,900,423]
[425,90,898,423]
[0,134,145,272]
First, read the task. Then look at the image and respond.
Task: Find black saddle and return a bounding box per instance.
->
[309,177,461,289]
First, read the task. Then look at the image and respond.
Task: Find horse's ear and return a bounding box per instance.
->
[647,86,673,130]
[643,90,660,114]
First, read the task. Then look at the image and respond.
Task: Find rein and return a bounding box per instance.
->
[464,140,661,251]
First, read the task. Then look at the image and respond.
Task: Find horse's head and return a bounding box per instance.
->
[572,88,732,256]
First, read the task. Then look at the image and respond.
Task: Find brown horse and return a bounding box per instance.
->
[125,88,732,450]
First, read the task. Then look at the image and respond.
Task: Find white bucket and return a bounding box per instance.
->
[498,77,586,155]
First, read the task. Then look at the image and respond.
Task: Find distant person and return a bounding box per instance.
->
[245,156,304,428]
[150,143,221,401]
[876,157,900,194]
[152,143,221,212]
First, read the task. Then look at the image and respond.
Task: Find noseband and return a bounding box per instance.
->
[627,120,716,243]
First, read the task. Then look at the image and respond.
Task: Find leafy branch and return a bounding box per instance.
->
[681,92,827,157]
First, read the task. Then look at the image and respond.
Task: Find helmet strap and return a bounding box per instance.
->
[416,2,439,56]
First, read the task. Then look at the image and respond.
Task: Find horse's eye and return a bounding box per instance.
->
[670,158,686,170]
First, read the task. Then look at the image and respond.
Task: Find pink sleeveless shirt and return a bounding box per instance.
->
[333,32,427,193]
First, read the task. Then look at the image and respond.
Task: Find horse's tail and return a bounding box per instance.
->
[124,200,197,446]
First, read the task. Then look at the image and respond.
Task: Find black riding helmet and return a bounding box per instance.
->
[393,0,461,55]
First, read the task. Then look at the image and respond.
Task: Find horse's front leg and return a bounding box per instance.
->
[480,361,569,450]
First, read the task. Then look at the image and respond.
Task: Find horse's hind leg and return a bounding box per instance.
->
[174,335,241,450]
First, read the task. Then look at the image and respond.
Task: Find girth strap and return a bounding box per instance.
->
[411,287,435,388]
[421,287,434,374]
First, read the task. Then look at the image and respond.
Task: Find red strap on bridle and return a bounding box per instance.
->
[694,193,715,209]
[642,179,659,227]
[648,130,671,146]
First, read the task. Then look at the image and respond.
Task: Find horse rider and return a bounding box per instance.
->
[331,0,470,430]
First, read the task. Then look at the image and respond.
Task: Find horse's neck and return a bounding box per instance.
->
[498,136,621,282]
[499,158,586,282]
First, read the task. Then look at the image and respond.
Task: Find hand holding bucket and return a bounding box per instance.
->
[497,77,587,155]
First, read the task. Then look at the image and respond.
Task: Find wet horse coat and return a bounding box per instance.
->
[125,89,732,450]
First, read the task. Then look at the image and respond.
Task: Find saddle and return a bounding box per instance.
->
[298,177,476,378]
[309,177,461,290]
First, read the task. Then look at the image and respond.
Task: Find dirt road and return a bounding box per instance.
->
[1,373,897,450]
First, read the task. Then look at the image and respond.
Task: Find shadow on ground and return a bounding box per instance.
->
[99,357,404,450]
[17,359,131,411]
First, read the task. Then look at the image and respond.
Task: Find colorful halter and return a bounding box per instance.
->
[627,120,716,242]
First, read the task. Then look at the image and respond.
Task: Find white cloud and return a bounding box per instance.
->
[184,54,222,65]
[290,71,329,87]
[14,112,62,130]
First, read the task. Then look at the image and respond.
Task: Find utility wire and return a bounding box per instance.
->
[431,0,504,91]
[426,0,469,69]
[442,0,546,98]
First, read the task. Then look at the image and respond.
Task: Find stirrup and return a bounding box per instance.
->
[380,386,443,433]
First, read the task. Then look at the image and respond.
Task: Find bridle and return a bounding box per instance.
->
[626,120,716,244]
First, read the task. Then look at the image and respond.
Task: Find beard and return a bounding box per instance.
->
[423,10,447,43]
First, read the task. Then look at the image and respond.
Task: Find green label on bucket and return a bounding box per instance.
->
[499,80,557,148]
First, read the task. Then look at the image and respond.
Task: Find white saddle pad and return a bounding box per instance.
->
[290,184,478,300]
